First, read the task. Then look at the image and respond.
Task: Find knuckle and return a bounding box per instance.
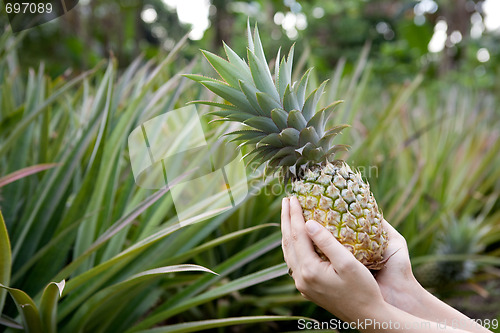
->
[315,240,334,256]
[392,233,407,247]
[281,238,289,248]
[291,232,299,241]
[290,202,303,216]
[300,266,317,283]
[314,228,332,242]
[316,236,330,248]
[337,259,356,273]
[294,278,307,294]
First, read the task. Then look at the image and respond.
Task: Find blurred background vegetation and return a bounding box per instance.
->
[2,0,500,88]
[1,0,500,332]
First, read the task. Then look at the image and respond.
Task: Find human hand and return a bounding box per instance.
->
[375,222,492,332]
[281,196,387,322]
[374,219,423,313]
[281,197,491,332]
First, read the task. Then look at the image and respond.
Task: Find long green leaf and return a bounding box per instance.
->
[128,263,287,332]
[0,68,98,156]
[55,186,171,288]
[247,50,280,103]
[162,224,279,265]
[56,205,228,319]
[39,280,65,333]
[128,233,283,333]
[65,265,217,332]
[0,211,11,314]
[0,163,59,188]
[0,284,42,333]
[136,315,309,333]
[0,314,23,329]
[201,50,242,88]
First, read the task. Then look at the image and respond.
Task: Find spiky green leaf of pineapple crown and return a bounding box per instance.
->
[185,22,349,183]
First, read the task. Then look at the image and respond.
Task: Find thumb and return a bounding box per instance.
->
[305,220,361,272]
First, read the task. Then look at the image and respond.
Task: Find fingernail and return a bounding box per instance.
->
[306,220,320,234]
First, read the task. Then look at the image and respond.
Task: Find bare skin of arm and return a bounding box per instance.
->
[375,219,490,333]
[281,197,492,333]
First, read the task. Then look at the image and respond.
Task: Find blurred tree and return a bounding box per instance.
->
[430,0,473,73]
[0,0,189,75]
[211,0,235,48]
[1,0,498,89]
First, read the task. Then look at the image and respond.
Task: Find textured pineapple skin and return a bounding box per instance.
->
[290,161,388,270]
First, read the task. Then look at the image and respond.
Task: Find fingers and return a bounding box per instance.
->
[281,197,296,269]
[283,197,364,280]
[281,197,291,240]
[305,220,363,275]
[381,219,399,237]
[381,219,407,247]
[288,197,315,261]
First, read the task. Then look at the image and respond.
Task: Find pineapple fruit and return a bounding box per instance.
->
[186,23,388,270]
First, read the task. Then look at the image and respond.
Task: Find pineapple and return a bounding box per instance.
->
[186,23,388,270]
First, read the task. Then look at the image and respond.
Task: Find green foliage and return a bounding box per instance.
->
[197,20,500,321]
[1,13,500,330]
[4,0,500,91]
[317,49,500,301]
[0,30,304,332]
[0,211,11,314]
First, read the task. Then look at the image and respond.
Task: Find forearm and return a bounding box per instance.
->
[387,277,491,333]
[361,303,482,333]
[408,284,491,333]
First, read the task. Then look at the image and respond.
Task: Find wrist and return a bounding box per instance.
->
[358,301,400,332]
[347,297,392,324]
[381,273,426,314]
[398,273,425,297]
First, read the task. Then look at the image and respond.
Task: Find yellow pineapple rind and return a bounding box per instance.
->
[291,161,388,270]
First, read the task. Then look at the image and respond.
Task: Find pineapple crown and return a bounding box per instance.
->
[185,22,349,183]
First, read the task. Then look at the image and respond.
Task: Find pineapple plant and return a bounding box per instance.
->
[415,216,486,288]
[186,23,388,270]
